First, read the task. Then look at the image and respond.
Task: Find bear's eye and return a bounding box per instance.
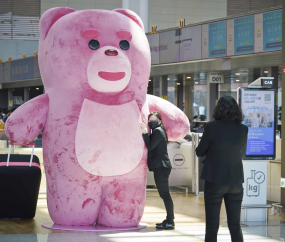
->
[119,40,130,50]
[89,39,100,50]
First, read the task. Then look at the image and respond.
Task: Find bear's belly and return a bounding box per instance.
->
[75,99,144,176]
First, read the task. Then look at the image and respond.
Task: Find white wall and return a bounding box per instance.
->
[149,0,227,31]
[41,0,122,15]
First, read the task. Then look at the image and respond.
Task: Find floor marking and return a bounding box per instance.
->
[147,224,203,241]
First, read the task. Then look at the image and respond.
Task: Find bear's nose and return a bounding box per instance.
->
[105,49,118,56]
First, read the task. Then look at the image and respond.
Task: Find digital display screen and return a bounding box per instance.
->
[240,88,276,159]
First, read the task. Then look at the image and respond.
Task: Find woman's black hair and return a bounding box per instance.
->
[212,96,244,123]
[148,111,168,142]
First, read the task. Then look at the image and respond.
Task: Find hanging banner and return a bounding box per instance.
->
[159,30,180,64]
[147,33,160,65]
[179,25,202,61]
[262,9,282,51]
[208,21,227,58]
[255,10,282,53]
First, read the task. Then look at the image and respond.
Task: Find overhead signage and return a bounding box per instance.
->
[255,9,282,53]
[159,30,180,64]
[151,25,157,34]
[263,10,282,51]
[147,33,160,65]
[209,72,224,83]
[10,58,34,81]
[208,21,227,58]
[239,88,276,159]
[202,24,209,59]
[179,19,185,28]
[261,79,274,87]
[227,16,254,56]
[179,25,202,61]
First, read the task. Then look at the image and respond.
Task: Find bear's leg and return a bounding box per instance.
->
[97,177,147,227]
[46,179,103,226]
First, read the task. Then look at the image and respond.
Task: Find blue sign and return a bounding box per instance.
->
[263,10,282,51]
[208,21,226,57]
[11,58,34,81]
[234,16,254,54]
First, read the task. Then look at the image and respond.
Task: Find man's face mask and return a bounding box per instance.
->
[148,121,159,130]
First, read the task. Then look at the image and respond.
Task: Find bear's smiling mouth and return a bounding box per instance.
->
[98,71,125,81]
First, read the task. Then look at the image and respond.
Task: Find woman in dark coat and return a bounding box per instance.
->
[140,111,174,230]
[196,96,248,242]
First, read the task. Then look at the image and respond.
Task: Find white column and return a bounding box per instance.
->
[122,0,149,33]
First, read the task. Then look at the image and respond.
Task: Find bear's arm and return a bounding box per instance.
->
[5,94,49,145]
[146,94,190,141]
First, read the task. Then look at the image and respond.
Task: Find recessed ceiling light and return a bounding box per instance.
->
[195,82,198,84]
[177,83,181,85]
[264,71,268,73]
[235,73,240,75]
[36,88,39,90]
[187,76,191,79]
[149,79,151,82]
[236,80,240,82]
[167,78,170,80]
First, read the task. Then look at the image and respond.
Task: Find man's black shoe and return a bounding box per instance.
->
[156,220,167,226]
[156,221,175,230]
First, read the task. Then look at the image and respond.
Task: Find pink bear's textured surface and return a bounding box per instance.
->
[5,7,190,227]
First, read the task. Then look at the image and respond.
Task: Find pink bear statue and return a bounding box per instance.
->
[5,8,190,227]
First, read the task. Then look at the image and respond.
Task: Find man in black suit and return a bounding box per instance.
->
[196,96,248,242]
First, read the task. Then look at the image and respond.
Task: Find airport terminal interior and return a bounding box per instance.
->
[0,0,285,241]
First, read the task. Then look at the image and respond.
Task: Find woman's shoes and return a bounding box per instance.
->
[155,220,175,230]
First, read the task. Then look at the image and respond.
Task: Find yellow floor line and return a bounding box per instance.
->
[148,224,203,242]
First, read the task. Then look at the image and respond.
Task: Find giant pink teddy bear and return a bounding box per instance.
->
[5,8,189,227]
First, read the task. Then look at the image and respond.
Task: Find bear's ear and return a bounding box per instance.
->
[40,7,76,39]
[113,9,144,31]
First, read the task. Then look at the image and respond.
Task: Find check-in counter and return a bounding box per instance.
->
[147,141,194,190]
[267,138,281,202]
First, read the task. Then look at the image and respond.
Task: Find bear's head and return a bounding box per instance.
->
[39,8,150,107]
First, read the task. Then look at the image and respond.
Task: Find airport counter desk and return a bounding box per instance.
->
[0,130,281,202]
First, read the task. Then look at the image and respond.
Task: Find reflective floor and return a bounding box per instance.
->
[0,191,284,242]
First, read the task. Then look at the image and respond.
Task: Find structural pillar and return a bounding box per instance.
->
[206,74,219,121]
[281,3,285,211]
[8,89,13,108]
[24,87,29,102]
[177,74,184,111]
[122,0,149,32]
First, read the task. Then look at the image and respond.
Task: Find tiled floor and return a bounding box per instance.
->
[0,191,284,242]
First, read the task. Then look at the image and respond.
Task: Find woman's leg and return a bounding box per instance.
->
[204,181,225,242]
[154,168,174,223]
[224,185,244,242]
